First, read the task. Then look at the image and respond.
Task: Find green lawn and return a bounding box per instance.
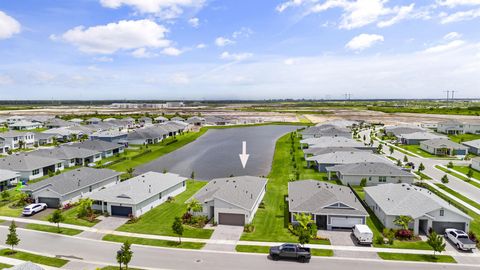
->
[448,133,480,143]
[235,245,333,256]
[103,234,205,249]
[413,171,432,180]
[377,252,456,263]
[43,206,99,227]
[0,263,12,269]
[240,132,332,243]
[0,189,24,217]
[26,223,83,236]
[100,266,143,270]
[436,165,480,189]
[453,166,480,181]
[0,249,69,267]
[117,180,213,239]
[398,145,437,158]
[435,183,480,210]
[108,130,207,172]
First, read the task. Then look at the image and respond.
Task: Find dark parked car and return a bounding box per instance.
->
[269,244,311,263]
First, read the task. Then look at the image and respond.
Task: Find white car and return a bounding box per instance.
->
[22,203,48,216]
[353,224,373,245]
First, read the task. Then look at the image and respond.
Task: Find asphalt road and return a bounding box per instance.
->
[137,125,300,180]
[1,227,478,270]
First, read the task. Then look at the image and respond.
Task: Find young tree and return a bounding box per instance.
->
[126,167,135,179]
[1,190,10,201]
[360,178,367,187]
[120,241,133,270]
[393,215,413,230]
[172,217,184,244]
[190,171,195,180]
[77,198,93,218]
[186,199,203,213]
[403,155,408,163]
[48,209,65,232]
[363,135,366,141]
[418,163,425,172]
[389,146,394,155]
[294,213,312,230]
[441,174,449,184]
[5,221,20,252]
[467,169,474,179]
[298,227,311,246]
[396,159,402,167]
[447,161,454,168]
[377,144,383,153]
[427,232,446,258]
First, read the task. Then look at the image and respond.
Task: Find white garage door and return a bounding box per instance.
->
[330,216,364,229]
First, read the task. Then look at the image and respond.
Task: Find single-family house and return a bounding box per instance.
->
[398,132,446,145]
[365,183,472,234]
[85,117,101,125]
[154,116,168,123]
[384,125,425,137]
[9,120,42,131]
[29,146,101,167]
[69,118,84,124]
[186,116,205,126]
[420,138,468,156]
[0,169,20,191]
[23,167,121,208]
[0,131,35,150]
[326,162,415,186]
[204,116,229,126]
[301,125,351,139]
[437,120,480,135]
[0,153,64,181]
[66,140,124,158]
[306,151,389,172]
[44,118,74,129]
[138,117,153,126]
[300,137,372,150]
[33,132,55,146]
[90,172,187,217]
[171,116,185,122]
[472,157,480,171]
[6,116,25,125]
[90,130,128,144]
[462,139,480,155]
[303,147,372,159]
[0,139,7,155]
[288,180,368,230]
[191,176,267,226]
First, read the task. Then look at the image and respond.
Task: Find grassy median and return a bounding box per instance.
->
[103,234,205,249]
[378,252,456,263]
[235,245,333,256]
[0,249,69,267]
[26,224,83,236]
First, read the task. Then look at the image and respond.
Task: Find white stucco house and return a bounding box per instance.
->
[90,172,187,217]
[472,157,480,172]
[0,153,64,181]
[365,183,472,235]
[190,176,267,226]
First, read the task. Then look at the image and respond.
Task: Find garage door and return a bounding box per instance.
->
[330,216,364,229]
[38,197,60,208]
[432,221,466,234]
[218,213,245,226]
[111,205,133,217]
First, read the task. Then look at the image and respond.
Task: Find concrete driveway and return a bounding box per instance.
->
[78,216,128,240]
[317,229,379,259]
[203,225,244,252]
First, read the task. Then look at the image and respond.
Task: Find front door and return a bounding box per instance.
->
[316,215,327,229]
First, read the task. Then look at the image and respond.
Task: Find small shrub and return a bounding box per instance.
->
[375,235,384,245]
[258,201,265,209]
[126,214,140,224]
[244,223,255,233]
[395,229,413,240]
[447,161,454,168]
[166,196,175,203]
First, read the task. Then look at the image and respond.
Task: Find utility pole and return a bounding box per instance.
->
[444,90,450,102]
[451,90,456,101]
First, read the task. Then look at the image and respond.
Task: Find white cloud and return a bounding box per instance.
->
[0,74,13,85]
[100,0,206,20]
[440,8,480,23]
[0,11,21,39]
[284,58,297,65]
[188,17,200,27]
[59,19,170,54]
[444,31,462,40]
[232,27,253,39]
[437,0,480,7]
[424,39,465,53]
[94,56,114,62]
[196,43,206,49]
[162,47,183,56]
[171,73,190,84]
[132,47,154,58]
[277,0,417,29]
[215,37,235,47]
[220,51,253,61]
[345,34,384,51]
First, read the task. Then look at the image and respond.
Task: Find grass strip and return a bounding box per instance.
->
[377,252,456,263]
[0,249,69,267]
[26,224,83,236]
[103,234,205,249]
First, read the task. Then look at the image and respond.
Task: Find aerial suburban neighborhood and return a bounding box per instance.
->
[1,0,480,270]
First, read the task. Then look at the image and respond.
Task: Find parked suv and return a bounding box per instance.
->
[22,203,48,216]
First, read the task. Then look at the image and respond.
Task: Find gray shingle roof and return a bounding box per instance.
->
[89,172,187,204]
[65,140,123,152]
[420,138,468,149]
[326,162,414,177]
[32,132,55,140]
[306,151,389,164]
[0,153,62,171]
[384,125,425,136]
[0,169,20,181]
[303,147,370,156]
[192,176,267,211]
[29,146,101,160]
[0,131,32,138]
[288,180,368,216]
[462,139,480,149]
[300,137,366,148]
[364,183,471,220]
[398,132,446,140]
[22,167,121,196]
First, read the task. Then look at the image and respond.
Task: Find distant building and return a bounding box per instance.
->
[420,138,468,156]
[0,131,35,150]
[437,120,480,135]
[472,157,480,171]
[0,153,64,181]
[9,120,42,131]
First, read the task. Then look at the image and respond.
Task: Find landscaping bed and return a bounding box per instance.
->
[43,205,100,227]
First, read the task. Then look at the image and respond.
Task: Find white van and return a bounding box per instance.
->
[353,224,373,245]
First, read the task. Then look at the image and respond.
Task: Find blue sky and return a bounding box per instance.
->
[0,0,479,100]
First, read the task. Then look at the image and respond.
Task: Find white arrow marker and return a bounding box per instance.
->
[239,141,249,168]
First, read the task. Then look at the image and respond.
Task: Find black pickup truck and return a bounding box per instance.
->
[269,244,311,263]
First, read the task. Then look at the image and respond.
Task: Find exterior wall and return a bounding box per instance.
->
[426,208,470,232]
[420,142,436,154]
[473,159,480,171]
[465,145,480,155]
[464,124,480,134]
[340,174,414,186]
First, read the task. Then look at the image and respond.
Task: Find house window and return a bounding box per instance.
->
[159,192,162,199]
[183,181,185,187]
[89,186,92,192]
[32,169,40,175]
[379,176,387,182]
[440,209,444,216]
[57,163,62,168]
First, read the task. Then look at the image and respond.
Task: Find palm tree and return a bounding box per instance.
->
[186,199,202,213]
[394,215,413,230]
[126,168,135,178]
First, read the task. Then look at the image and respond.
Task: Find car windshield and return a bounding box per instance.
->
[458,235,468,239]
[23,207,30,210]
